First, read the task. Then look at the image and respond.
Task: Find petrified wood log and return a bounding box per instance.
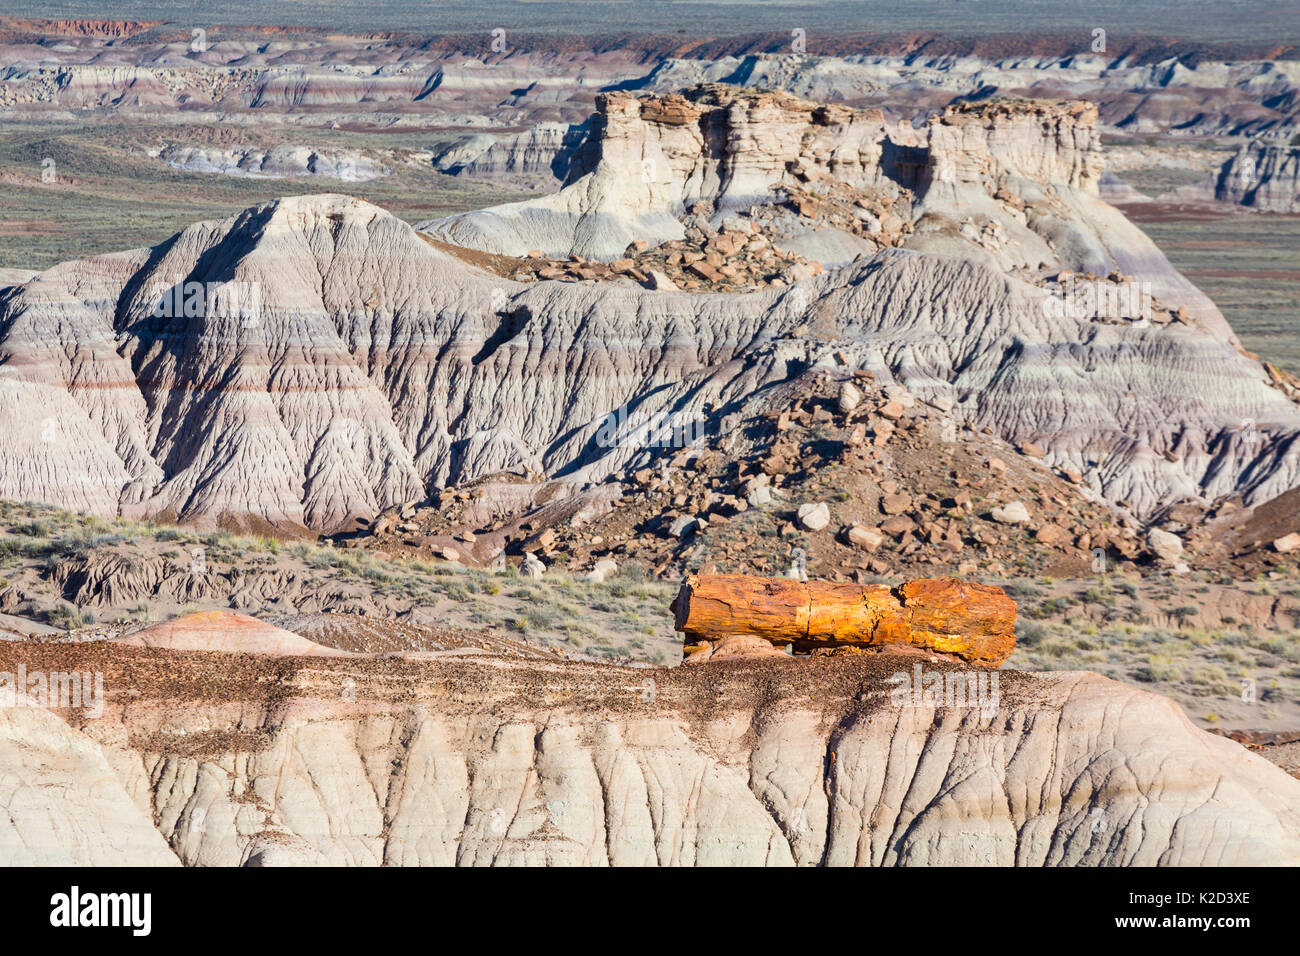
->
[671,573,1016,667]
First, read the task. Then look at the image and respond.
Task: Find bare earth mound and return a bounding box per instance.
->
[117,610,352,657]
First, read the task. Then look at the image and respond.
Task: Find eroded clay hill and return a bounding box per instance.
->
[0,619,1297,866]
[0,91,1298,534]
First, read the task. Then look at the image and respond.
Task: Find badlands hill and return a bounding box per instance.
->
[2,614,1298,866]
[1,88,1298,537]
[1215,141,1300,212]
[1,21,1297,139]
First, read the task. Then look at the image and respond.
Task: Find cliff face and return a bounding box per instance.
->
[1215,141,1300,211]
[924,100,1104,195]
[0,703,178,866]
[426,86,896,260]
[4,641,1298,866]
[433,122,597,185]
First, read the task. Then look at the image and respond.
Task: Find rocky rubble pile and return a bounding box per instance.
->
[504,214,826,293]
[502,185,911,293]
[779,180,913,246]
[348,368,1193,582]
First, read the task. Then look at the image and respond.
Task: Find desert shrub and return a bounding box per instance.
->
[1185,663,1234,696]
[440,580,470,601]
[47,601,83,629]
[618,562,648,583]
[1133,656,1182,683]
[1137,628,1175,646]
[1002,579,1044,600]
[11,518,57,538]
[1015,619,1048,646]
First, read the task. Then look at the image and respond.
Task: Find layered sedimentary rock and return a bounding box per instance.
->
[1,190,1299,528]
[1,633,1297,866]
[632,52,1300,139]
[1215,141,1300,211]
[421,87,1243,342]
[159,143,384,181]
[423,86,897,260]
[674,574,1017,666]
[3,24,1298,139]
[904,99,1236,342]
[432,121,597,185]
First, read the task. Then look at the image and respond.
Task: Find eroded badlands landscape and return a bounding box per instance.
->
[1,14,1299,867]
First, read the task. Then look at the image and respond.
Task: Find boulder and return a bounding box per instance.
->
[1147,528,1184,562]
[1272,532,1300,553]
[881,493,912,515]
[645,269,678,291]
[586,558,619,583]
[669,515,699,538]
[847,525,885,552]
[837,382,862,414]
[992,501,1030,524]
[883,384,915,408]
[523,552,546,579]
[796,502,831,531]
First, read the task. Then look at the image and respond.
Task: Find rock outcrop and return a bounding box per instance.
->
[422,88,1241,343]
[1,630,1297,866]
[1215,141,1300,212]
[422,85,901,262]
[158,143,384,181]
[432,122,596,186]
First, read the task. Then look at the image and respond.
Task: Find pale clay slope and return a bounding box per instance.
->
[0,705,180,865]
[7,662,1300,865]
[1,181,1298,526]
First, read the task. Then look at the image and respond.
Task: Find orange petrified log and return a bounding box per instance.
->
[671,574,1017,667]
